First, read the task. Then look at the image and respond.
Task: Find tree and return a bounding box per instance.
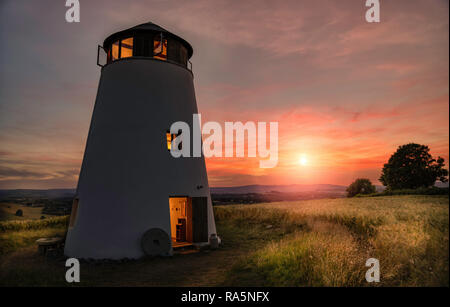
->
[380,143,448,190]
[346,178,377,197]
[15,209,23,217]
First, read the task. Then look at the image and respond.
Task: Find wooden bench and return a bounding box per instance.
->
[36,237,64,255]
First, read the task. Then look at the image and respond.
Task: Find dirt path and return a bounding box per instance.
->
[0,219,361,286]
[98,247,247,286]
[0,223,253,287]
[0,245,248,286]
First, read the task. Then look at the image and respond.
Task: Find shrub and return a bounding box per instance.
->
[359,186,449,197]
[346,178,376,197]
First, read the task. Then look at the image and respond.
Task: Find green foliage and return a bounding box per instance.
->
[380,143,449,190]
[346,178,376,197]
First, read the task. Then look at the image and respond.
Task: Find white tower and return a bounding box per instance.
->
[64,22,217,259]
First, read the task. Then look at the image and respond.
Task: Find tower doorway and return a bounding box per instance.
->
[169,196,208,247]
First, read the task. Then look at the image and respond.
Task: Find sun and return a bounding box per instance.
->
[298,155,308,166]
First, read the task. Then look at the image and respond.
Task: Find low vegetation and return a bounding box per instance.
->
[0,195,448,286]
[0,202,56,221]
[0,216,68,256]
[217,195,449,286]
[346,178,377,197]
[0,216,69,232]
[359,186,449,197]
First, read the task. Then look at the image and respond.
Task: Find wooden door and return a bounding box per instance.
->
[192,197,208,243]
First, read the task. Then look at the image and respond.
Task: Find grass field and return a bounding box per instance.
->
[0,203,53,221]
[0,195,448,286]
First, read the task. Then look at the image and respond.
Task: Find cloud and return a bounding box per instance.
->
[0,166,45,179]
[0,0,447,188]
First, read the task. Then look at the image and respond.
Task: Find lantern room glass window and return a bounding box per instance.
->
[120,37,133,58]
[106,34,189,68]
[154,37,168,61]
[112,41,119,61]
[166,131,182,151]
[166,132,174,150]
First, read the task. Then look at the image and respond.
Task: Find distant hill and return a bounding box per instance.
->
[210,184,347,194]
[210,182,450,194]
[0,185,349,198]
[0,189,76,200]
[0,181,446,200]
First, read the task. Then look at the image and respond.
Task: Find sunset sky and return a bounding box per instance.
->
[0,0,448,189]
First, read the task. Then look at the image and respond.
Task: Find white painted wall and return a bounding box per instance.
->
[64,58,217,259]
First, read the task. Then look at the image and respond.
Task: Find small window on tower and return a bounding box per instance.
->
[166,132,174,150]
[120,37,133,58]
[154,36,167,61]
[166,131,182,151]
[112,41,119,61]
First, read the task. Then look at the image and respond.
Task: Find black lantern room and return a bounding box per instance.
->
[102,22,193,68]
